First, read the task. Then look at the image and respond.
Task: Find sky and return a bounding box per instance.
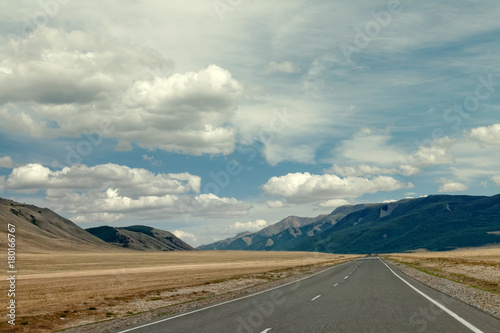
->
[0,0,499,247]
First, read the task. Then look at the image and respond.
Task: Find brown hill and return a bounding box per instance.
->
[85,225,195,251]
[0,197,115,252]
[0,197,194,253]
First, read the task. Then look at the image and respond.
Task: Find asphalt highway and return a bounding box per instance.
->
[114,257,500,333]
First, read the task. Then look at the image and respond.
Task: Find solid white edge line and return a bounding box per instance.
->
[379,258,484,333]
[115,259,356,333]
[311,295,321,301]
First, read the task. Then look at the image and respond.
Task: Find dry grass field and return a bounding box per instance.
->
[387,247,500,294]
[0,250,358,332]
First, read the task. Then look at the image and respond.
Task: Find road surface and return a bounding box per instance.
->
[113,257,500,333]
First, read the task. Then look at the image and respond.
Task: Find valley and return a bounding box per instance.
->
[0,250,354,332]
[1,194,499,331]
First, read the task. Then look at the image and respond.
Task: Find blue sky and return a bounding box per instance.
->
[0,0,499,246]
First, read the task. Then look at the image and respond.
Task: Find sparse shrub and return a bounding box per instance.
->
[88,307,97,310]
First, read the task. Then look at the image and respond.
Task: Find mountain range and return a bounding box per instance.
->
[198,194,500,254]
[2,194,499,254]
[0,197,193,252]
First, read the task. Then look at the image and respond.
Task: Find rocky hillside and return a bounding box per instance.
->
[0,197,195,252]
[199,194,500,254]
[300,194,500,253]
[0,197,111,252]
[86,225,194,251]
[198,207,364,251]
[197,215,327,250]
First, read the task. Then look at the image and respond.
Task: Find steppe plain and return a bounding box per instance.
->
[1,250,357,332]
[1,242,498,332]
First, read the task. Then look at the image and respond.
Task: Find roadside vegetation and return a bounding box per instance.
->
[387,247,500,294]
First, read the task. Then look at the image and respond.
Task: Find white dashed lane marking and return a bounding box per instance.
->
[261,329,272,333]
[311,295,321,301]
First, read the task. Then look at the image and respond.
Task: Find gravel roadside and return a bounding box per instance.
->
[60,260,350,333]
[389,259,500,320]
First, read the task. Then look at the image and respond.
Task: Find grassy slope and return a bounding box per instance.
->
[86,225,194,251]
[295,194,500,253]
[0,197,114,252]
[387,247,500,294]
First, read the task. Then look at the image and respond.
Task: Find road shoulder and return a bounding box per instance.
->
[386,258,500,320]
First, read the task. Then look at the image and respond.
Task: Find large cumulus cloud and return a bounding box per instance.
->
[1,163,250,221]
[262,172,413,205]
[0,27,243,155]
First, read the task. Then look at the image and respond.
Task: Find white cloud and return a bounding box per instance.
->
[409,145,454,167]
[318,199,350,209]
[115,141,133,152]
[47,188,181,214]
[436,178,468,193]
[327,163,423,178]
[4,163,201,197]
[333,129,456,177]
[227,219,268,232]
[49,190,249,220]
[266,61,300,74]
[142,155,162,167]
[172,230,197,243]
[334,128,407,166]
[327,164,399,177]
[266,200,285,208]
[0,27,242,156]
[399,164,422,176]
[0,156,14,168]
[0,27,169,105]
[262,172,412,204]
[491,175,500,186]
[440,127,500,181]
[263,143,317,165]
[71,213,125,224]
[2,163,249,220]
[469,123,500,145]
[192,194,251,218]
[232,103,325,165]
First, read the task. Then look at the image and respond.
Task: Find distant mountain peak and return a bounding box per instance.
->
[198,194,500,253]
